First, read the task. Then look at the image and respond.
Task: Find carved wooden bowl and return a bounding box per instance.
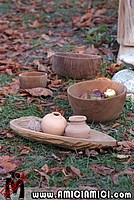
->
[52,52,102,79]
[67,80,127,123]
[19,71,47,89]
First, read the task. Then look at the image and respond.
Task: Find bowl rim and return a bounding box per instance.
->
[67,79,127,101]
[19,71,47,77]
[53,52,102,60]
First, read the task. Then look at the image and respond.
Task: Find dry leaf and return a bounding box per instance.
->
[41,34,50,41]
[99,47,112,55]
[116,154,131,159]
[70,165,82,178]
[20,149,30,155]
[51,153,62,163]
[46,49,55,58]
[25,87,53,97]
[84,45,100,55]
[28,20,43,28]
[41,164,49,174]
[54,95,67,100]
[0,155,22,175]
[6,132,14,138]
[85,149,99,157]
[73,45,86,54]
[112,122,121,128]
[33,59,47,72]
[28,119,42,132]
[110,173,119,184]
[119,168,134,176]
[23,146,33,152]
[34,168,50,185]
[6,68,13,75]
[89,164,116,176]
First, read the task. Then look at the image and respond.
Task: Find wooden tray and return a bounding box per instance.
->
[10,116,117,150]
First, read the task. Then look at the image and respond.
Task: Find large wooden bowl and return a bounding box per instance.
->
[52,52,102,79]
[67,80,127,123]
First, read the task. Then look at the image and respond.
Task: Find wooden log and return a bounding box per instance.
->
[117,0,134,46]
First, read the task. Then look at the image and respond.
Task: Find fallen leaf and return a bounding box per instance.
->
[23,146,33,152]
[120,132,130,141]
[85,149,99,157]
[41,34,50,41]
[70,165,82,178]
[20,149,30,155]
[110,173,119,184]
[0,155,22,175]
[6,132,14,138]
[28,119,42,132]
[126,116,133,121]
[107,63,122,76]
[33,59,47,72]
[89,164,116,176]
[117,141,131,152]
[99,123,110,131]
[28,20,43,28]
[5,68,13,76]
[41,164,49,174]
[46,49,55,58]
[51,153,62,163]
[127,141,134,149]
[73,45,86,54]
[99,47,112,55]
[112,122,121,128]
[54,95,67,100]
[116,154,131,159]
[34,168,50,185]
[119,168,134,176]
[127,128,134,136]
[24,87,53,97]
[84,45,100,55]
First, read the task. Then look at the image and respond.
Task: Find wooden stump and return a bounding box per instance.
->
[117,0,134,62]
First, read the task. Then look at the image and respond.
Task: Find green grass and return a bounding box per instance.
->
[0,74,134,193]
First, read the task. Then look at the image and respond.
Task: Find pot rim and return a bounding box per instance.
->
[19,71,47,77]
[52,112,61,116]
[67,79,127,102]
[53,52,102,60]
[69,115,87,122]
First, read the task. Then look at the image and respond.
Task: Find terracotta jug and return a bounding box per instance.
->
[41,112,67,135]
[64,115,90,138]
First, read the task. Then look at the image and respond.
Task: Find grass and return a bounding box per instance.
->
[0,74,134,193]
[0,0,134,197]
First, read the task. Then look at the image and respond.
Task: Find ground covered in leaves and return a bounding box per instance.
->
[0,0,134,198]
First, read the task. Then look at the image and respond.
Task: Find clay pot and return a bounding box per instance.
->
[64,115,90,138]
[19,71,47,89]
[41,112,67,135]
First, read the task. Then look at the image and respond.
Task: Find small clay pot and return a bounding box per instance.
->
[19,71,47,89]
[41,112,67,136]
[64,115,90,138]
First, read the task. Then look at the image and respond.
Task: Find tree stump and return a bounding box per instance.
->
[117,0,134,62]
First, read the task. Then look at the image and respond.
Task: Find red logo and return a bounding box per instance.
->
[0,172,28,199]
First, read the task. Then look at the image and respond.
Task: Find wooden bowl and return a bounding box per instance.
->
[19,72,47,89]
[10,116,117,150]
[52,52,102,79]
[67,80,127,123]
